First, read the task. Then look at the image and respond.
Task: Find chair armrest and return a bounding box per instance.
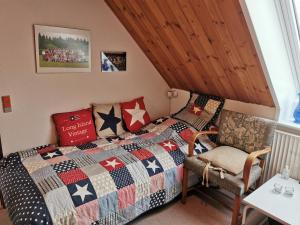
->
[188,131,218,157]
[243,147,271,191]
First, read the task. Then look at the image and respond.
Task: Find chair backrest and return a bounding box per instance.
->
[217,110,276,154]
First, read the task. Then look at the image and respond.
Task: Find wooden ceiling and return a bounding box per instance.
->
[105,0,274,106]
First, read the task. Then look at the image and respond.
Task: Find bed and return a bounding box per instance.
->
[0,117,215,225]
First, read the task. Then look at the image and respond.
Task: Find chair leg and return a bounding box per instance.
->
[231,195,241,225]
[181,166,189,204]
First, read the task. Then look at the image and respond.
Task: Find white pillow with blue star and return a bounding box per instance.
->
[93,103,125,138]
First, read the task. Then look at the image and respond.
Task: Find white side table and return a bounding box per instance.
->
[242,174,300,225]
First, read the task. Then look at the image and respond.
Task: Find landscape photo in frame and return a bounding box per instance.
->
[101,51,126,72]
[34,25,91,73]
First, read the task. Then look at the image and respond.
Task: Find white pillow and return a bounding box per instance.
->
[198,146,260,175]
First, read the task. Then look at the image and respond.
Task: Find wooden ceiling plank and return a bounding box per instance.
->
[121,1,182,89]
[177,0,233,98]
[140,0,210,92]
[106,1,170,79]
[108,0,182,89]
[176,0,239,99]
[105,0,274,106]
[218,0,273,106]
[209,0,271,105]
[189,0,251,103]
[125,0,195,89]
[203,0,257,103]
[199,0,258,103]
[156,0,218,94]
[161,0,224,96]
[124,0,191,89]
[134,2,190,89]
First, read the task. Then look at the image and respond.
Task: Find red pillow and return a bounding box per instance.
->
[52,108,97,146]
[121,97,151,132]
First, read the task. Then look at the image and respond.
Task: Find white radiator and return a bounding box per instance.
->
[263,130,300,181]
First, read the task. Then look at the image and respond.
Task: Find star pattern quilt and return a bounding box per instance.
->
[0,117,214,225]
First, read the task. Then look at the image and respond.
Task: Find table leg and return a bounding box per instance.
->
[242,205,251,225]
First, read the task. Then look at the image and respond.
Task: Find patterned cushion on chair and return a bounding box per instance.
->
[217,110,276,153]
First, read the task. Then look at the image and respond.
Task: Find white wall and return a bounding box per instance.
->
[170,89,276,120]
[241,0,298,122]
[0,0,170,155]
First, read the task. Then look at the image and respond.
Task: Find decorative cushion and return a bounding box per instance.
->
[93,103,125,138]
[217,110,276,153]
[198,146,259,175]
[120,97,151,132]
[52,108,97,147]
[172,92,225,132]
[189,103,204,116]
[193,135,218,155]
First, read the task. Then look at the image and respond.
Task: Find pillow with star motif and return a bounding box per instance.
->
[172,92,224,133]
[93,103,125,138]
[189,103,204,116]
[52,108,97,147]
[120,97,151,132]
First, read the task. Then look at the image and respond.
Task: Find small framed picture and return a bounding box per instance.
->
[101,51,126,72]
[34,25,91,73]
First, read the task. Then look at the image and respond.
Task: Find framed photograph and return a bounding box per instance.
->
[34,25,91,73]
[101,51,126,72]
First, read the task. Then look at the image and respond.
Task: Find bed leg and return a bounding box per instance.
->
[0,190,5,209]
[181,166,189,204]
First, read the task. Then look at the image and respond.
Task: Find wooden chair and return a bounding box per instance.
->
[181,110,276,225]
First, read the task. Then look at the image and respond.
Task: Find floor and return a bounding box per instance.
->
[132,195,231,225]
[132,189,267,225]
[0,190,268,225]
[0,209,10,225]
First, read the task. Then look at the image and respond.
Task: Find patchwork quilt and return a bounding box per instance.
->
[0,117,214,225]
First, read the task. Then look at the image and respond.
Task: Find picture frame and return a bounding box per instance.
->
[34,25,91,73]
[101,51,126,72]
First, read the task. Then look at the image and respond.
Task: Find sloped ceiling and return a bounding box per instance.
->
[105,0,274,107]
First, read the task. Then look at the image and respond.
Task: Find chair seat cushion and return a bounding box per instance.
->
[198,146,260,175]
[184,156,262,196]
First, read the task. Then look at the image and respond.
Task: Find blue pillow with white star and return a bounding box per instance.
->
[93,103,125,138]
